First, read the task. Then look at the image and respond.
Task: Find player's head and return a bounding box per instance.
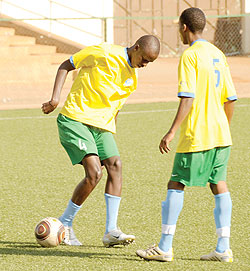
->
[128,35,160,68]
[179,7,206,44]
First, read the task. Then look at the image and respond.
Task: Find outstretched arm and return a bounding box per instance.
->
[224,100,235,125]
[159,97,194,154]
[42,59,75,114]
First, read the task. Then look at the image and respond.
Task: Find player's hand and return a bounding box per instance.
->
[159,131,175,154]
[41,100,58,114]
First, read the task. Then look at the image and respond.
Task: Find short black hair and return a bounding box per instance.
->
[136,35,160,55]
[180,7,206,33]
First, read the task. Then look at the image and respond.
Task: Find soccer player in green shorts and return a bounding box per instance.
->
[42,35,160,247]
[136,8,237,262]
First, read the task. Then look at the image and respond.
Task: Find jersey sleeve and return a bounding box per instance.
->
[70,45,105,69]
[178,52,196,98]
[222,56,237,102]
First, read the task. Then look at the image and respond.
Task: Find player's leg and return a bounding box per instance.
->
[95,130,135,247]
[211,182,232,253]
[103,156,122,234]
[102,156,135,247]
[200,181,233,262]
[158,181,184,253]
[137,153,188,262]
[136,181,184,261]
[72,155,103,206]
[137,150,216,261]
[60,155,103,245]
[57,115,102,245]
[201,146,233,262]
[159,150,217,255]
[104,155,122,197]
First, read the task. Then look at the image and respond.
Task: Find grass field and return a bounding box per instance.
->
[0,99,249,271]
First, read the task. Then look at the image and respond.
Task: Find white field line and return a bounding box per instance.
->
[0,108,176,121]
[0,104,248,121]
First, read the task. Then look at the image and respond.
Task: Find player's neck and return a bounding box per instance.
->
[126,46,133,63]
[188,32,203,46]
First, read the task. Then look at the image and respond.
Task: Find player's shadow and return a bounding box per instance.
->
[0,241,41,248]
[0,240,127,249]
[0,241,141,261]
[0,241,203,262]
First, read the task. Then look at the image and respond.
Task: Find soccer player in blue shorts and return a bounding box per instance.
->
[136,8,237,262]
[42,35,160,246]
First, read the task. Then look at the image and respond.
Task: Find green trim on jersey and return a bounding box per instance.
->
[170,146,231,187]
[57,114,120,165]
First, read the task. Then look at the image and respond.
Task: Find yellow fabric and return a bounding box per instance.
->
[60,43,138,133]
[177,40,237,153]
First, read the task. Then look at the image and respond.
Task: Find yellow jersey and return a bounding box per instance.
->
[177,39,237,153]
[60,43,138,133]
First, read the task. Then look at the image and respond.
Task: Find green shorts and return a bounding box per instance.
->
[57,114,120,165]
[170,146,231,187]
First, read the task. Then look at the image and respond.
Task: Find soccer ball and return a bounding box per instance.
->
[35,217,65,247]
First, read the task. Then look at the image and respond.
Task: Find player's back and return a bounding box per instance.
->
[177,40,237,153]
[182,40,233,101]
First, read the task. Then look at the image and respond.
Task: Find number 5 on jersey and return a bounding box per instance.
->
[213,58,220,87]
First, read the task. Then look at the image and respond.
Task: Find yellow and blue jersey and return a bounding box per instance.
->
[60,43,138,133]
[177,39,237,153]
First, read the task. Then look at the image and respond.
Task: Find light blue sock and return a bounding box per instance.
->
[217,237,230,253]
[59,199,81,227]
[158,189,184,252]
[214,192,232,253]
[105,193,121,234]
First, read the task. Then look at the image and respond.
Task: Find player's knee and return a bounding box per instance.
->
[106,157,122,173]
[210,181,228,195]
[86,168,103,187]
[113,157,122,172]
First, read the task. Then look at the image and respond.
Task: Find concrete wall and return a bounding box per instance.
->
[0,0,114,46]
[113,0,244,56]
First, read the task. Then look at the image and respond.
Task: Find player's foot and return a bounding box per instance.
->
[63,226,82,246]
[136,245,173,262]
[200,249,233,262]
[102,228,135,247]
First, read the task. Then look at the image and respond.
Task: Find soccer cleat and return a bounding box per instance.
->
[102,228,135,247]
[63,226,82,246]
[200,249,233,262]
[136,245,174,262]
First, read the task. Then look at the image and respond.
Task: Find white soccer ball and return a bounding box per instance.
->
[35,217,65,247]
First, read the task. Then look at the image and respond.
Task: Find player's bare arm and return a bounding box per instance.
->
[42,59,75,114]
[159,97,194,154]
[224,100,235,125]
[115,110,120,124]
